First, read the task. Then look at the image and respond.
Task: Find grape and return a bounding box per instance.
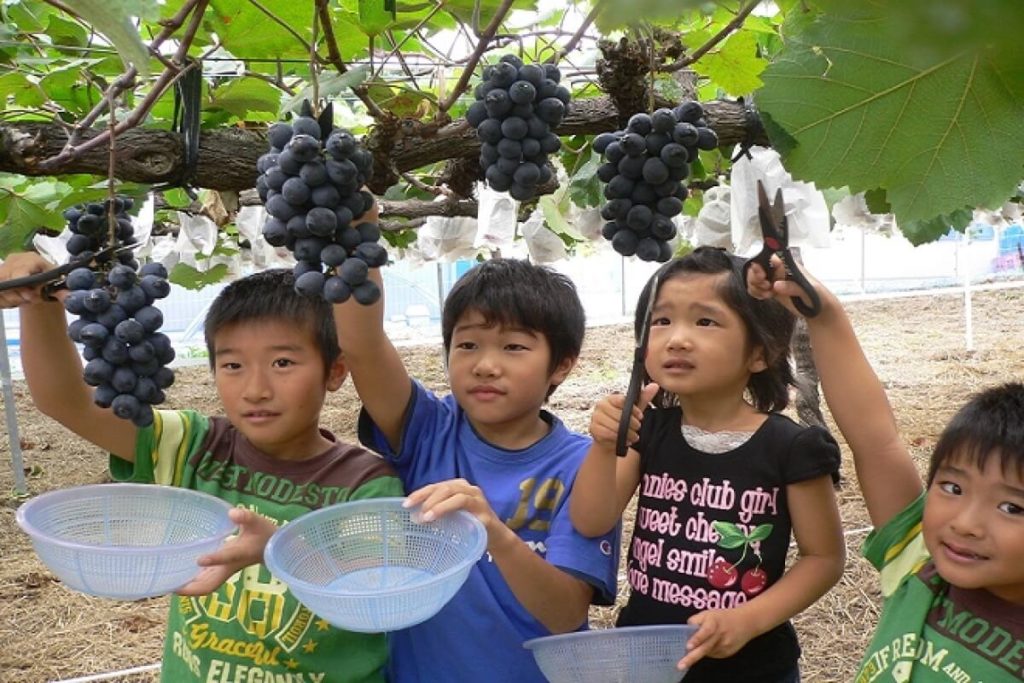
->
[466,55,570,202]
[61,195,175,425]
[256,101,390,304]
[594,102,717,262]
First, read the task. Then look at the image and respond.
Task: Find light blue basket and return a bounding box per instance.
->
[264,497,487,633]
[16,483,236,600]
[524,624,698,683]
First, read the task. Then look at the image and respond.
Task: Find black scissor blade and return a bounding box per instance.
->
[616,273,659,456]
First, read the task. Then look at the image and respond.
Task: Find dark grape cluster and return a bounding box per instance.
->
[465,54,570,201]
[63,196,139,270]
[594,101,719,262]
[255,106,387,306]
[61,199,175,428]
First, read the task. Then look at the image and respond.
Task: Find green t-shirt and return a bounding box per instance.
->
[111,409,404,683]
[855,494,1024,682]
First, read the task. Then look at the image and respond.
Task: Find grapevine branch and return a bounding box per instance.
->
[373,2,448,82]
[549,1,605,64]
[38,0,209,171]
[316,2,389,119]
[47,0,204,150]
[663,0,760,72]
[438,0,517,112]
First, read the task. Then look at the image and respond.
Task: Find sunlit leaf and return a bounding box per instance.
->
[208,0,313,60]
[691,31,765,96]
[759,4,1024,231]
[359,0,393,36]
[170,262,231,290]
[0,73,47,108]
[61,0,151,77]
[280,67,371,116]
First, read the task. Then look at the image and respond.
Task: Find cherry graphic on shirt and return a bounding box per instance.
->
[710,520,774,596]
[707,557,738,589]
[740,567,768,596]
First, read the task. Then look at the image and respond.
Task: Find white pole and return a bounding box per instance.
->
[963,229,974,352]
[0,313,26,494]
[860,226,867,293]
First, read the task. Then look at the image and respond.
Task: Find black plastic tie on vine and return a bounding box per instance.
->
[171,59,203,199]
[730,97,764,164]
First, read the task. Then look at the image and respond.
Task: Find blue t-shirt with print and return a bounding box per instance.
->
[358,381,619,683]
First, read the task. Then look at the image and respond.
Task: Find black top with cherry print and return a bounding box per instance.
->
[618,409,840,683]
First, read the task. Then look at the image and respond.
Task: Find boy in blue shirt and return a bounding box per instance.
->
[334,249,619,682]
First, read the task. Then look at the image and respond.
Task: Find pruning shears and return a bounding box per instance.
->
[616,272,659,457]
[0,245,130,300]
[743,181,821,317]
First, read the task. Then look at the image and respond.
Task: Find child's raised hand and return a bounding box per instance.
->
[678,607,759,670]
[0,251,58,308]
[404,479,509,551]
[589,384,659,451]
[175,508,279,596]
[745,253,823,318]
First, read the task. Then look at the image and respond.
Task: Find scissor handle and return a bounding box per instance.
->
[743,248,822,318]
[615,345,647,456]
[0,246,126,295]
[0,264,74,293]
[780,250,821,317]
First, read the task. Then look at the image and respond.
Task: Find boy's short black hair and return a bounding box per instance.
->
[441,259,585,392]
[637,246,796,412]
[204,268,340,372]
[927,382,1024,484]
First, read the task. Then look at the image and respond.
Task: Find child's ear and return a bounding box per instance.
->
[550,355,577,386]
[747,346,768,374]
[326,355,349,391]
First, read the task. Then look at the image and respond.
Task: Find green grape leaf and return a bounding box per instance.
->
[359,0,393,36]
[758,6,1024,231]
[169,262,231,290]
[280,67,371,117]
[901,206,973,247]
[61,0,151,77]
[208,77,282,119]
[567,150,604,209]
[691,31,766,97]
[0,73,47,108]
[538,195,582,242]
[208,0,313,59]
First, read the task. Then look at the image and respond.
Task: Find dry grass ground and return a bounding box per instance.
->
[1,287,1021,682]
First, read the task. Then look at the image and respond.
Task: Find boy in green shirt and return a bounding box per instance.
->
[1,257,402,683]
[748,257,1024,682]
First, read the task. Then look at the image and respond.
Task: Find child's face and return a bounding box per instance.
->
[212,319,346,460]
[446,310,573,448]
[644,273,765,399]
[923,454,1024,604]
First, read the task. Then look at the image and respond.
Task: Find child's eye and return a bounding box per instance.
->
[505,343,528,351]
[272,358,295,368]
[938,481,962,495]
[219,362,241,371]
[651,316,670,326]
[998,502,1024,516]
[454,341,476,350]
[696,317,717,327]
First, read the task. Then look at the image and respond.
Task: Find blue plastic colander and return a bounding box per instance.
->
[264,497,487,633]
[524,624,698,683]
[16,483,236,600]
